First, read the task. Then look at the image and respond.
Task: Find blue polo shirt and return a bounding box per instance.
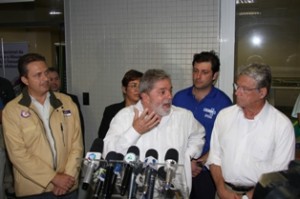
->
[173,86,232,155]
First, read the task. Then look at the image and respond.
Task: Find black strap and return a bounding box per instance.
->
[225,182,254,192]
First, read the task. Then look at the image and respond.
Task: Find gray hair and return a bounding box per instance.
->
[238,63,272,96]
[139,69,171,93]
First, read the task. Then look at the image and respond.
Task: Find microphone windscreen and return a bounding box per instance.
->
[116,153,124,161]
[165,148,179,162]
[90,138,104,152]
[145,149,158,159]
[157,166,166,179]
[105,151,117,161]
[127,146,140,156]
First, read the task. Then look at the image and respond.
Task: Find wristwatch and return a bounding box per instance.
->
[242,193,249,199]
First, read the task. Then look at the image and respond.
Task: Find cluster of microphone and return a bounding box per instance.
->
[81,138,181,199]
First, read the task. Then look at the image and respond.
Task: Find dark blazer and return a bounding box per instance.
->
[0,77,15,106]
[98,101,126,139]
[62,92,85,146]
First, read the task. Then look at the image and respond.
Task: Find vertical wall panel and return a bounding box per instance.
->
[65,0,220,148]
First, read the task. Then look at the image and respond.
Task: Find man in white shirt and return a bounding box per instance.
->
[103,69,205,194]
[207,63,295,199]
[292,93,300,125]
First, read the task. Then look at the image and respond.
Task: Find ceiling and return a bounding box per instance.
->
[0,0,298,31]
[0,0,64,30]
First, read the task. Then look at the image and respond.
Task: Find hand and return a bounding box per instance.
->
[217,186,241,199]
[191,159,202,177]
[52,185,67,196]
[51,173,75,192]
[132,108,161,134]
[245,189,254,199]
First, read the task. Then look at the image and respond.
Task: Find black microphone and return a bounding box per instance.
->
[101,151,120,199]
[109,153,124,197]
[142,149,158,199]
[128,155,143,199]
[120,146,140,196]
[82,138,103,190]
[92,166,106,199]
[164,148,178,190]
[92,151,116,199]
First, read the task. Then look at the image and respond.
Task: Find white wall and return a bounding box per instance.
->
[65,0,235,150]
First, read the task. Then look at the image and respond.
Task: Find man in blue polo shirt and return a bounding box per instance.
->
[173,51,232,199]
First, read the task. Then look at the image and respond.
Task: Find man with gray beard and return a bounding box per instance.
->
[103,69,206,194]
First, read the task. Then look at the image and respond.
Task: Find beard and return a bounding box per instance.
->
[152,101,171,116]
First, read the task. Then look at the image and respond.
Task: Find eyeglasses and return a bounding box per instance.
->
[127,83,139,89]
[233,83,258,93]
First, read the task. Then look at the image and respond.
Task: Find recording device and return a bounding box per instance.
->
[128,156,143,199]
[82,138,103,190]
[109,153,124,197]
[120,146,140,196]
[92,151,119,199]
[253,160,300,199]
[164,148,178,190]
[102,151,118,199]
[92,166,106,199]
[142,149,158,199]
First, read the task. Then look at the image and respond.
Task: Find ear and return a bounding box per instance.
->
[21,76,29,86]
[212,72,219,81]
[259,87,268,99]
[122,86,127,95]
[140,92,149,103]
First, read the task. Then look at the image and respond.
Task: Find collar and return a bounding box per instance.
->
[18,87,63,109]
[30,92,50,105]
[188,86,217,99]
[237,101,269,122]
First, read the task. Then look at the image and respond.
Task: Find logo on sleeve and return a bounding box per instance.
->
[20,110,31,118]
[203,107,216,119]
[63,110,72,117]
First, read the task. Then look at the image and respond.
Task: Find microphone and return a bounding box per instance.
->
[82,138,103,190]
[164,148,178,190]
[157,167,176,199]
[120,146,140,196]
[92,166,106,199]
[109,153,124,197]
[128,155,143,199]
[142,149,158,199]
[102,151,123,199]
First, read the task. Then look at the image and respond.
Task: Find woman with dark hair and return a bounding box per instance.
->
[98,69,143,139]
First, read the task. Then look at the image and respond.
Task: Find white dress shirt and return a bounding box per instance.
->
[103,100,205,192]
[31,92,57,167]
[292,94,300,118]
[207,101,295,186]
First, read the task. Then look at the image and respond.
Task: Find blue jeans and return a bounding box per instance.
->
[17,190,78,199]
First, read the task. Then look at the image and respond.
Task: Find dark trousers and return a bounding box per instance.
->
[17,190,78,199]
[190,170,216,199]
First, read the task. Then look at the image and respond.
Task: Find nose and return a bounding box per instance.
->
[234,88,242,96]
[195,71,201,78]
[166,90,172,100]
[42,73,49,81]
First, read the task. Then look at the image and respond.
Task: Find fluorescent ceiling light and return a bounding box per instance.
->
[0,0,34,3]
[49,11,62,15]
[251,35,262,46]
[236,0,255,4]
[237,11,261,16]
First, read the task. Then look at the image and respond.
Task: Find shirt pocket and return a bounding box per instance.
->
[250,136,274,161]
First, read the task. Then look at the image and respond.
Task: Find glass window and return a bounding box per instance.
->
[235,0,300,118]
